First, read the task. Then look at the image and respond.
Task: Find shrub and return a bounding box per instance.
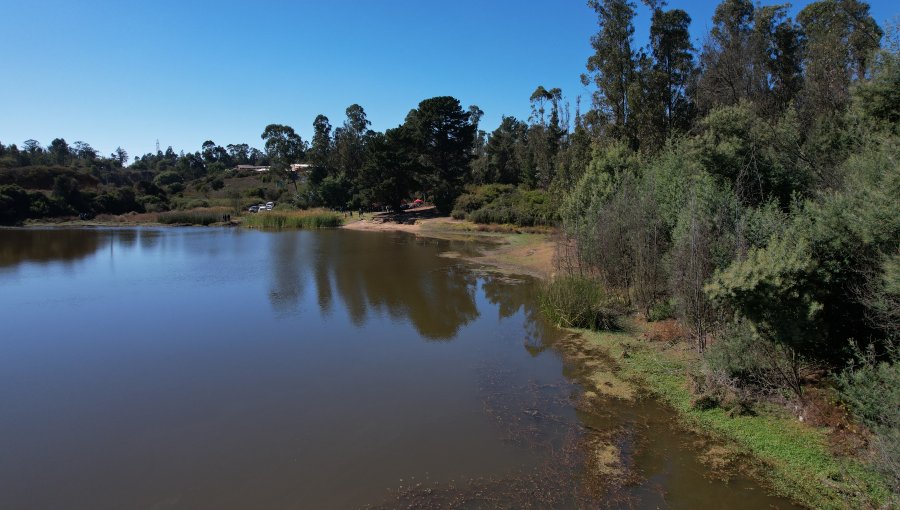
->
[837,346,900,491]
[453,184,556,227]
[705,319,815,399]
[647,299,676,322]
[689,365,754,416]
[539,276,625,331]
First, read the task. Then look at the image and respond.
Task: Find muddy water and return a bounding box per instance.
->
[0,227,800,509]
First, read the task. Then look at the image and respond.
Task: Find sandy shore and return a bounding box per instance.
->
[343,215,557,279]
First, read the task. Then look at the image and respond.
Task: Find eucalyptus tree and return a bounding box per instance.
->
[309,114,333,188]
[648,6,695,139]
[261,124,306,190]
[798,0,882,116]
[696,0,760,111]
[584,0,638,146]
[332,104,371,190]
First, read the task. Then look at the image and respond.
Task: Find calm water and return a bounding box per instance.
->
[0,227,799,509]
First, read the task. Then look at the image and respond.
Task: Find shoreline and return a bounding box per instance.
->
[346,216,892,508]
[12,216,892,507]
[343,216,557,279]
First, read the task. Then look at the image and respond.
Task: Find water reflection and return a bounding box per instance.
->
[0,228,104,268]
[267,231,481,339]
[482,273,551,356]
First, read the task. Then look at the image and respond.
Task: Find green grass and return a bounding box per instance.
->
[242,209,343,230]
[157,207,227,226]
[579,329,894,510]
[539,276,624,330]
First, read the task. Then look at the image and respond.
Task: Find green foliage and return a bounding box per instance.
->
[539,276,625,331]
[693,102,806,206]
[0,185,31,224]
[647,299,676,322]
[837,345,900,490]
[452,184,555,227]
[707,135,900,363]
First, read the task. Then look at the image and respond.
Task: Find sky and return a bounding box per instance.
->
[0,0,896,160]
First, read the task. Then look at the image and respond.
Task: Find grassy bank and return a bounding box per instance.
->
[575,327,893,510]
[242,209,343,230]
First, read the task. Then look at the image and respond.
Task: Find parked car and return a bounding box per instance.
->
[248,205,259,213]
[258,204,267,212]
[265,201,274,210]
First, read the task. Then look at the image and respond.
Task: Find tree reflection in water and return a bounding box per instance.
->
[267,230,487,340]
[0,228,104,268]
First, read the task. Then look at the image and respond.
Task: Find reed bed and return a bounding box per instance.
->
[157,207,230,226]
[242,209,343,230]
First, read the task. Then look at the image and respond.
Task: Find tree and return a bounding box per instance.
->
[48,138,71,165]
[648,7,695,138]
[359,127,422,210]
[23,139,42,154]
[584,0,638,145]
[696,0,760,111]
[798,0,883,116]
[333,104,371,186]
[753,5,803,115]
[309,114,333,187]
[201,140,217,164]
[112,146,128,167]
[261,124,306,191]
[227,143,251,165]
[72,141,97,161]
[261,124,305,163]
[403,96,476,212]
[477,116,528,185]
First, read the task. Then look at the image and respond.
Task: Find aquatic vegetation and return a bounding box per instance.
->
[156,207,228,226]
[242,209,343,230]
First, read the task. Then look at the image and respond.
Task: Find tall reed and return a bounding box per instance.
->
[157,208,228,226]
[242,209,343,230]
[539,275,625,331]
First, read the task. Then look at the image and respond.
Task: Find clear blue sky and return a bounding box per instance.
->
[0,0,895,160]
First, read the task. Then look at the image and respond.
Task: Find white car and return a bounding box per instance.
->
[265,202,274,210]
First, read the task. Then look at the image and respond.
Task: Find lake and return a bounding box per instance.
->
[0,227,800,509]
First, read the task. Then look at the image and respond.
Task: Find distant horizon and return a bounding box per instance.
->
[2,0,896,161]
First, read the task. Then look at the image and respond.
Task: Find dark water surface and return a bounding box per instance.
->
[0,228,800,509]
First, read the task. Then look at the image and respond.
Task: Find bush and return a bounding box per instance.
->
[689,365,754,416]
[453,184,556,227]
[0,184,31,224]
[837,346,900,491]
[648,299,676,322]
[539,276,625,331]
[705,319,814,399]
